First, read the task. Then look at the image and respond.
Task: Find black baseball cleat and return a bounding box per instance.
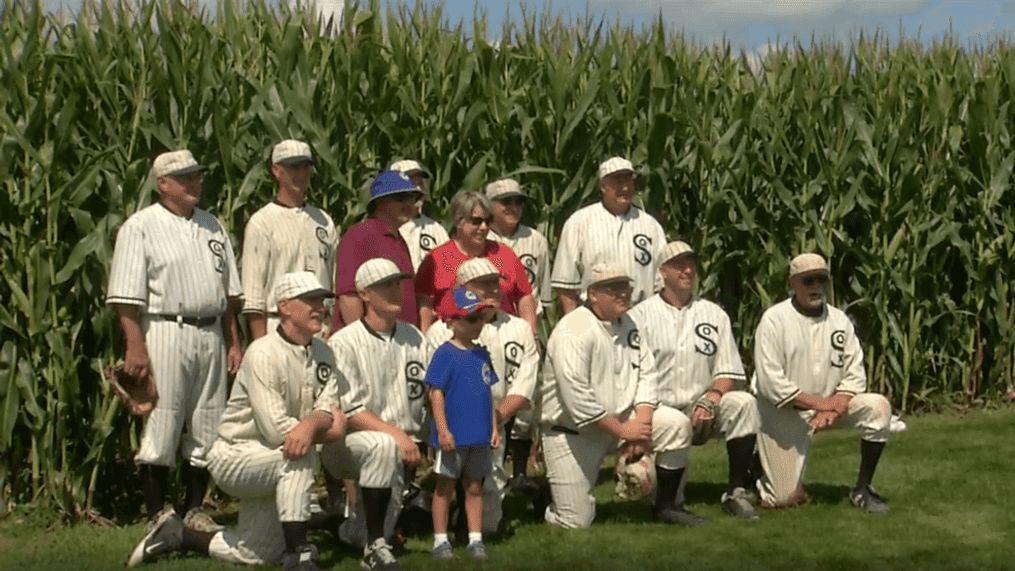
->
[849,484,890,515]
[655,505,710,526]
[362,538,402,571]
[509,474,542,497]
[282,544,323,571]
[126,509,184,567]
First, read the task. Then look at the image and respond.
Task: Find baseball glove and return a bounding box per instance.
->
[105,364,158,417]
[691,393,720,445]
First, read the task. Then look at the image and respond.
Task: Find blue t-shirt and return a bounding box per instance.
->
[425,342,499,448]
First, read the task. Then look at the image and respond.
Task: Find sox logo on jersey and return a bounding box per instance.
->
[209,239,226,273]
[693,323,718,356]
[518,254,537,285]
[503,341,523,385]
[830,330,846,368]
[627,329,641,350]
[315,363,332,398]
[406,361,426,400]
[633,234,653,267]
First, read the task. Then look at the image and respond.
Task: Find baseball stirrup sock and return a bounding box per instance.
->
[141,464,170,521]
[856,439,886,489]
[181,463,212,513]
[181,528,215,555]
[281,521,310,554]
[361,487,392,543]
[510,439,533,478]
[654,466,685,513]
[726,435,757,491]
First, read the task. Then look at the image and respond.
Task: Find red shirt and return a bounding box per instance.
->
[332,218,418,329]
[416,239,533,316]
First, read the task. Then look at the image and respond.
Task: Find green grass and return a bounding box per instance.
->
[3,407,1015,570]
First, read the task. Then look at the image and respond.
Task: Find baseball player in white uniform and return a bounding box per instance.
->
[390,160,450,271]
[107,150,243,536]
[320,257,430,571]
[628,241,760,520]
[484,177,550,500]
[753,253,892,513]
[425,258,540,533]
[242,140,339,339]
[126,272,345,571]
[540,262,697,528]
[551,157,665,314]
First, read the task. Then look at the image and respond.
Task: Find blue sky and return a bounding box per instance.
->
[43,0,1015,54]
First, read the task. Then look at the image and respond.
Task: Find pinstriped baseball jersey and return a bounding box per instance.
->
[490,224,553,312]
[217,330,339,447]
[241,202,338,315]
[753,298,867,407]
[550,202,665,306]
[425,312,539,406]
[540,306,659,431]
[399,215,450,271]
[106,203,242,314]
[628,293,746,410]
[327,320,430,436]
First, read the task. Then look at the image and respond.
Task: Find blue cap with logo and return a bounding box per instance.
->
[369,170,420,203]
[438,286,494,320]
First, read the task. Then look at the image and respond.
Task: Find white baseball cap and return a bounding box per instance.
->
[273,271,334,303]
[585,262,633,290]
[598,156,634,179]
[456,257,502,285]
[659,241,699,265]
[789,253,829,278]
[355,258,412,290]
[389,159,430,178]
[152,150,203,178]
[484,178,524,201]
[272,140,315,165]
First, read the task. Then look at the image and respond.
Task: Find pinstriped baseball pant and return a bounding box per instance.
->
[541,405,692,529]
[319,430,404,542]
[136,318,226,468]
[756,393,891,506]
[205,439,317,565]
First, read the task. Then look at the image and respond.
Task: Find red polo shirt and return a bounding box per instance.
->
[415,239,533,316]
[332,218,418,329]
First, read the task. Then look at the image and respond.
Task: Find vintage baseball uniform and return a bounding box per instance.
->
[106,203,241,468]
[241,201,338,332]
[319,319,431,542]
[551,202,665,306]
[490,224,553,315]
[205,329,339,565]
[628,294,759,446]
[416,240,533,318]
[752,298,891,505]
[427,312,539,532]
[539,306,691,529]
[399,215,450,272]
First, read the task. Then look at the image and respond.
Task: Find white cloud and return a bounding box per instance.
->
[918,0,1000,36]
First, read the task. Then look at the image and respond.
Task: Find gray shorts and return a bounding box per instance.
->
[434,445,492,479]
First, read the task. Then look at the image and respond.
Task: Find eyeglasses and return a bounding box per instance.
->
[467,216,493,227]
[497,196,525,206]
[799,274,830,286]
[391,192,422,203]
[594,281,632,295]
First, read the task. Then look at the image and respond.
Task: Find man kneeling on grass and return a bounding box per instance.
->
[753,253,892,513]
[127,272,347,570]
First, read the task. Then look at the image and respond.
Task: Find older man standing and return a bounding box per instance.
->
[628,241,760,520]
[242,140,339,339]
[551,157,666,314]
[540,263,696,529]
[332,171,422,330]
[107,149,243,537]
[753,253,892,513]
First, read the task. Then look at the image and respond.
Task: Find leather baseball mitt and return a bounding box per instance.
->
[691,393,720,445]
[105,364,158,417]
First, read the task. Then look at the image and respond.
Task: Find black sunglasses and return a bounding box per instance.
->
[467,216,493,226]
[800,274,829,286]
[391,192,422,202]
[498,196,525,206]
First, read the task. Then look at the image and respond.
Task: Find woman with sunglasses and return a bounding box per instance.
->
[416,190,537,334]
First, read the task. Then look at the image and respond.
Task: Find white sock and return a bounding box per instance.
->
[433,533,449,548]
[468,532,483,544]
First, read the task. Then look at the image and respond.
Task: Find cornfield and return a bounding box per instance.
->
[1,0,1013,519]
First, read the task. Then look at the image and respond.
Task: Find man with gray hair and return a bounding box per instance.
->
[242,140,339,339]
[753,253,892,513]
[551,157,666,314]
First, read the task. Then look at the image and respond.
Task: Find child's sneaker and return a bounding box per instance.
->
[466,541,488,561]
[432,541,454,561]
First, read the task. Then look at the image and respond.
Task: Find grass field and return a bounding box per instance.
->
[2,407,1014,571]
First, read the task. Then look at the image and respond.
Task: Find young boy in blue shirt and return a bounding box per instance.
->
[426,287,501,561]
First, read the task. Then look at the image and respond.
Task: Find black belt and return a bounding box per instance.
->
[551,425,579,435]
[157,314,219,327]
